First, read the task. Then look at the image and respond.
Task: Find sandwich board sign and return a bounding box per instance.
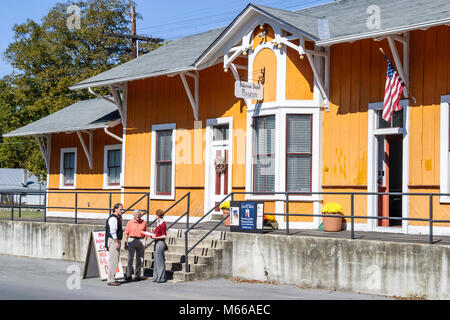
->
[83,230,124,281]
[229,201,264,234]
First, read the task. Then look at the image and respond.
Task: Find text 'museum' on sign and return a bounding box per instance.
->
[235,81,264,100]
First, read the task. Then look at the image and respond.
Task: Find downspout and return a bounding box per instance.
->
[104,119,123,143]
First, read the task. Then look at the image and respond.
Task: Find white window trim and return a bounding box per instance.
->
[59,147,77,190]
[150,123,176,200]
[103,144,123,190]
[245,106,321,202]
[440,95,450,203]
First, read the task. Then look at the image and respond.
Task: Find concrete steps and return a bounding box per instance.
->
[119,229,231,282]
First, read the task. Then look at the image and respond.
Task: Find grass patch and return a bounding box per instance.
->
[0,209,45,220]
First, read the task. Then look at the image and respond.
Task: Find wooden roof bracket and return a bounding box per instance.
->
[374,32,412,101]
[35,134,51,171]
[77,130,93,170]
[109,84,127,127]
[88,85,127,127]
[180,71,199,121]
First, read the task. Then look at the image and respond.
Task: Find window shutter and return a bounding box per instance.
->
[287,115,312,192]
[254,116,275,192]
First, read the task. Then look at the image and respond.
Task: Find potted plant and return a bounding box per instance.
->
[263,214,279,230]
[219,201,231,227]
[321,202,344,232]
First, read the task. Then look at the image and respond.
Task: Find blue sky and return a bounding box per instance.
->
[0,0,331,77]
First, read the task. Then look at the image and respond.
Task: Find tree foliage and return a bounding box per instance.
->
[0,0,162,181]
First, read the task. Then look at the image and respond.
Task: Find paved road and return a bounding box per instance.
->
[0,255,393,300]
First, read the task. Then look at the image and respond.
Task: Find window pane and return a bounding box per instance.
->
[213,124,229,141]
[254,155,275,192]
[157,130,172,161]
[287,155,311,192]
[156,163,172,193]
[377,109,403,129]
[64,153,74,169]
[254,116,275,155]
[287,115,311,153]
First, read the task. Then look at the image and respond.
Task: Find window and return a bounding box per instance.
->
[253,116,275,192]
[377,109,404,129]
[104,145,122,188]
[63,153,75,186]
[151,123,176,199]
[213,124,230,141]
[286,114,312,192]
[156,130,173,195]
[60,148,77,189]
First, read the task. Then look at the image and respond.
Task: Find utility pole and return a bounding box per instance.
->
[104,2,163,59]
[131,4,137,59]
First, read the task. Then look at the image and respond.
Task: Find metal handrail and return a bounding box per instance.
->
[180,190,450,273]
[184,193,233,272]
[144,192,190,250]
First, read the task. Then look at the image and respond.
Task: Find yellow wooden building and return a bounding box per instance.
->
[5,1,450,235]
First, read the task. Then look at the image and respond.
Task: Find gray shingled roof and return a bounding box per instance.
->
[295,0,450,44]
[70,1,449,90]
[70,27,226,90]
[3,98,120,138]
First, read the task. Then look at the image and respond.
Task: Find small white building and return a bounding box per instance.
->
[0,169,46,206]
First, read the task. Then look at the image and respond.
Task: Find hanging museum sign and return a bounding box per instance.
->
[234,81,264,100]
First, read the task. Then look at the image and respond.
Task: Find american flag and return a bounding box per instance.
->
[382,55,405,123]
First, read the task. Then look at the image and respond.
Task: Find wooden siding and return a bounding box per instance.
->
[323,26,450,223]
[47,125,123,212]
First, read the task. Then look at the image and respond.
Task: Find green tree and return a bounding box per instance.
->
[0,0,163,181]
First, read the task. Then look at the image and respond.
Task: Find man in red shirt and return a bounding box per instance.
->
[124,210,148,281]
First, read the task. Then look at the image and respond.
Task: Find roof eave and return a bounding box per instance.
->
[69,66,197,91]
[316,18,450,46]
[2,119,120,138]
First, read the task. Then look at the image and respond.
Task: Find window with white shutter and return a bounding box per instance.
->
[156,130,173,195]
[253,115,275,192]
[286,114,312,192]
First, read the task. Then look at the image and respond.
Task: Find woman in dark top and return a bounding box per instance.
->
[150,209,167,283]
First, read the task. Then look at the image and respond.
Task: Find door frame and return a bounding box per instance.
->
[204,117,234,218]
[367,99,409,233]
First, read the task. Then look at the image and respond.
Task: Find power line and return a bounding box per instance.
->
[135,0,330,36]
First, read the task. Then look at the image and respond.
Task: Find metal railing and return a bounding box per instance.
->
[0,190,151,225]
[183,191,450,272]
[144,192,190,250]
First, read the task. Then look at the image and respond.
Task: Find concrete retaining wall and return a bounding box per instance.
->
[231,233,450,299]
[0,220,97,262]
[1,220,449,299]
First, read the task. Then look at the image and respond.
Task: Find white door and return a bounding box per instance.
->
[205,119,233,214]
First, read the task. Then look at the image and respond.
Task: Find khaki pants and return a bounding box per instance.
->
[126,238,145,278]
[107,238,120,283]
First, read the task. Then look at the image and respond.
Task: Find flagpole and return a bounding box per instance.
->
[379,48,416,103]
